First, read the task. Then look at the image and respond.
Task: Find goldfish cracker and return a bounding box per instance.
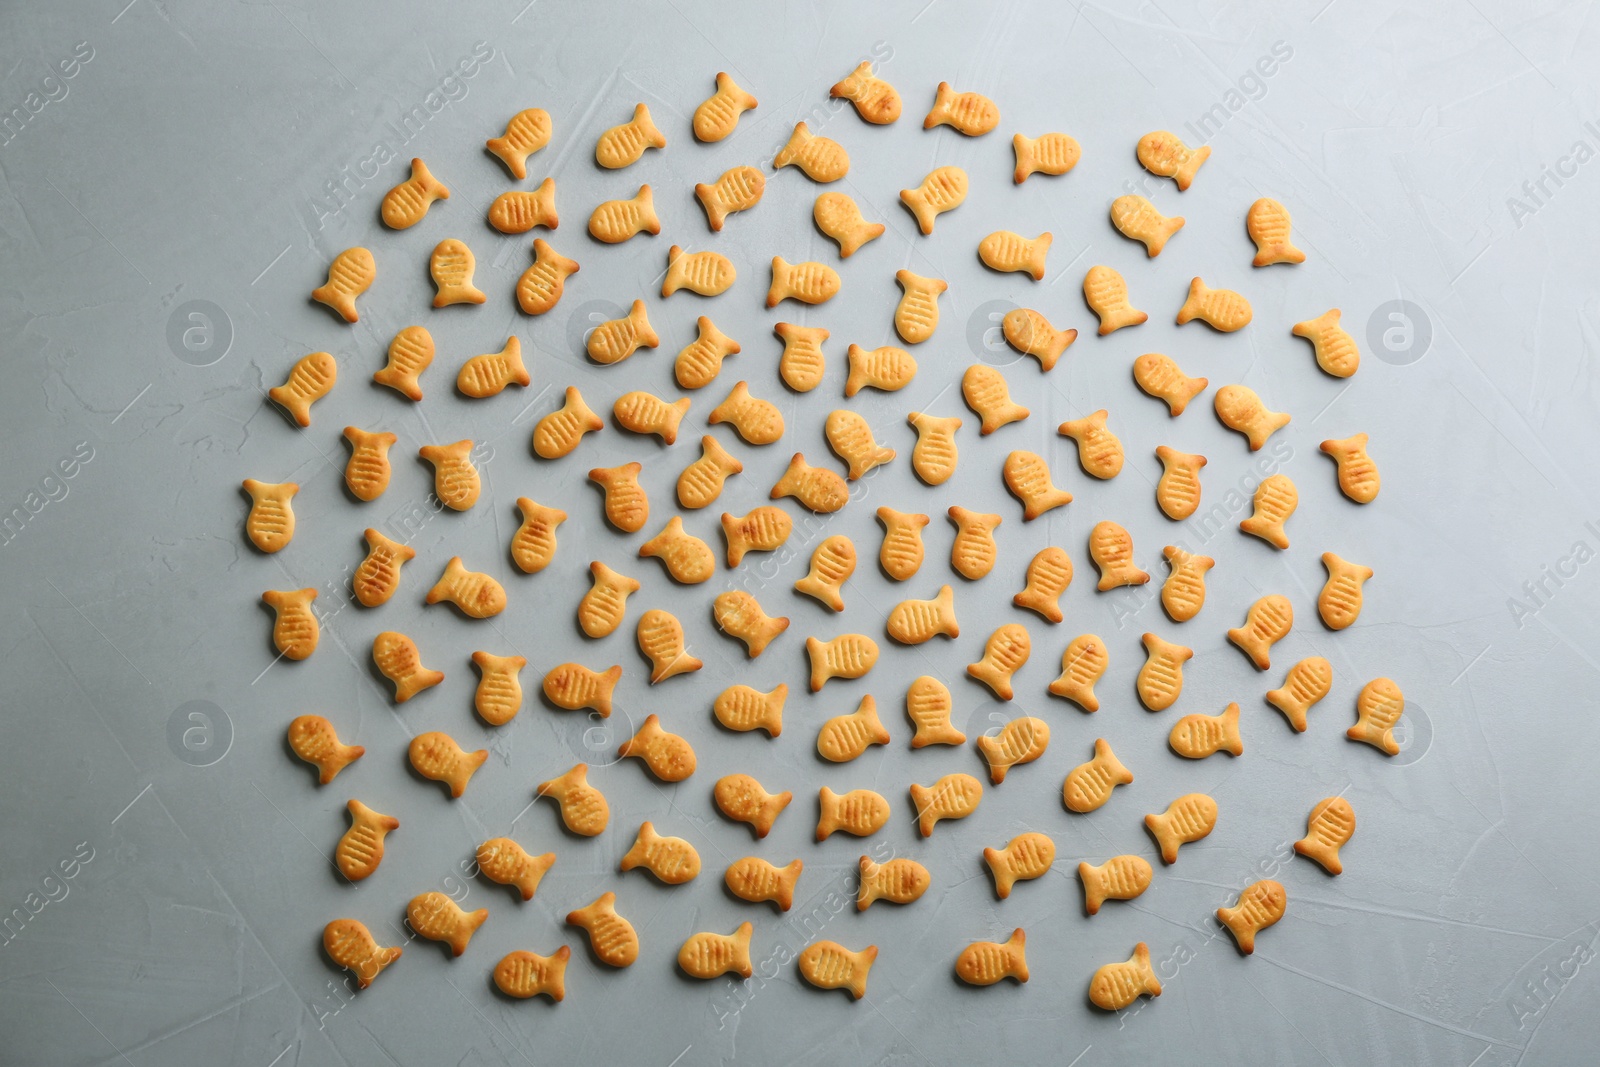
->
[269,352,336,428]
[1078,856,1152,915]
[372,631,443,702]
[910,772,983,836]
[1169,703,1243,758]
[858,857,930,910]
[1049,634,1108,711]
[1133,353,1207,416]
[886,585,959,645]
[695,165,764,231]
[407,892,487,956]
[775,322,830,392]
[979,230,1051,280]
[374,325,433,400]
[1295,797,1356,874]
[595,103,665,169]
[456,337,527,398]
[1154,446,1206,520]
[816,696,890,763]
[899,165,967,234]
[1159,545,1213,622]
[831,61,901,123]
[566,892,637,967]
[1144,792,1218,863]
[488,178,559,234]
[471,651,527,726]
[1137,632,1193,711]
[493,947,569,1000]
[713,683,786,736]
[262,588,318,660]
[532,387,604,460]
[381,158,448,229]
[768,256,841,307]
[798,941,877,999]
[1239,473,1298,549]
[1321,433,1380,503]
[1111,195,1184,256]
[714,773,793,838]
[773,121,849,181]
[587,186,659,245]
[586,299,658,364]
[1089,520,1148,590]
[1177,277,1252,332]
[637,608,701,683]
[614,390,690,443]
[1062,737,1133,813]
[409,731,488,798]
[1266,657,1333,732]
[1013,547,1072,623]
[1348,677,1405,755]
[720,506,792,567]
[588,462,649,532]
[968,625,1033,704]
[679,923,755,980]
[771,453,848,513]
[425,557,506,619]
[662,244,735,297]
[485,108,551,179]
[242,479,296,552]
[795,534,856,611]
[814,192,885,258]
[817,788,890,840]
[1058,409,1123,479]
[1001,308,1075,370]
[287,715,363,785]
[1214,385,1289,451]
[1137,131,1209,190]
[924,82,999,136]
[975,714,1048,783]
[1084,265,1147,334]
[877,507,929,581]
[806,634,879,691]
[984,833,1055,898]
[516,238,579,315]
[417,440,480,510]
[577,560,639,639]
[476,838,553,901]
[618,714,696,782]
[312,248,374,323]
[1217,880,1287,954]
[905,676,964,747]
[1319,552,1372,630]
[429,239,485,306]
[323,919,401,989]
[541,663,622,717]
[962,365,1030,435]
[1247,197,1305,266]
[693,72,758,142]
[342,429,395,501]
[894,270,946,344]
[908,413,962,485]
[712,590,789,657]
[1003,450,1072,520]
[535,764,609,836]
[825,410,895,481]
[336,800,397,881]
[1293,308,1360,377]
[1088,944,1162,1010]
[1013,132,1080,183]
[1227,594,1293,671]
[674,437,742,511]
[955,929,1028,986]
[620,822,701,883]
[708,381,782,444]
[949,505,1002,579]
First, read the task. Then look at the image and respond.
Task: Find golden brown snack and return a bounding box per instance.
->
[618,714,697,782]
[1133,353,1207,415]
[311,247,375,323]
[476,838,554,901]
[1049,634,1108,710]
[985,833,1055,898]
[577,561,639,639]
[586,299,658,364]
[1321,433,1380,503]
[696,166,764,231]
[471,651,527,726]
[1137,131,1209,190]
[542,662,621,716]
[1247,197,1305,266]
[956,929,1028,986]
[910,772,982,836]
[773,121,848,181]
[831,61,900,123]
[335,799,397,882]
[1169,703,1243,759]
[805,633,879,691]
[768,257,841,308]
[324,919,401,988]
[288,715,364,785]
[511,498,566,574]
[1266,656,1333,732]
[1214,385,1289,451]
[1227,594,1293,671]
[620,821,701,883]
[816,695,890,762]
[1240,473,1298,549]
[975,713,1048,783]
[429,238,485,306]
[1348,677,1405,755]
[714,773,792,838]
[1058,410,1123,479]
[409,731,488,798]
[886,585,959,645]
[712,590,789,657]
[693,73,758,142]
[925,82,999,135]
[720,506,792,567]
[638,608,702,683]
[795,535,857,611]
[713,683,786,736]
[962,365,1030,435]
[418,440,480,510]
[708,381,781,444]
[535,764,609,836]
[1088,520,1148,590]
[1177,277,1252,331]
[908,413,962,485]
[269,351,336,428]
[1062,737,1133,813]
[375,326,433,400]
[900,165,967,234]
[1013,132,1080,183]
[1293,308,1359,377]
[372,631,443,702]
[979,230,1051,280]
[425,557,506,619]
[1319,552,1372,630]
[968,624,1033,702]
[675,437,742,511]
[1110,195,1184,256]
[1295,797,1356,874]
[1001,308,1075,369]
[1078,855,1152,915]
[1014,547,1072,623]
[845,344,916,396]
[262,588,318,660]
[1003,450,1072,520]
[1145,792,1218,863]
[726,857,803,910]
[595,103,665,169]
[1084,265,1146,334]
[516,238,579,315]
[588,462,649,532]
[1089,944,1162,1010]
[485,108,551,179]
[679,923,754,979]
[949,505,1002,579]
[614,391,689,445]
[1218,880,1287,955]
[877,507,930,581]
[663,244,735,297]
[775,321,829,391]
[814,193,884,258]
[906,676,964,747]
[566,892,637,967]
[858,857,930,910]
[1160,545,1213,623]
[381,158,449,229]
[488,178,559,234]
[456,337,527,397]
[242,479,296,553]
[1154,446,1206,520]
[534,387,603,459]
[798,941,877,998]
[825,410,895,481]
[1137,632,1193,711]
[894,270,947,344]
[675,318,740,391]
[817,788,890,840]
[493,947,569,1000]
[771,453,848,513]
[341,429,395,501]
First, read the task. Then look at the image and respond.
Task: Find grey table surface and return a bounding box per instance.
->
[2,1,1598,1064]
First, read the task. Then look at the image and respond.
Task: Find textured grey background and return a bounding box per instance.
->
[1,1,1597,1064]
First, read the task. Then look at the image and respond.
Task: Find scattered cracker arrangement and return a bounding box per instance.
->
[252,63,1400,1009]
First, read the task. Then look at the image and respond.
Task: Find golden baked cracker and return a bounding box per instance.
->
[900,165,968,234]
[477,838,554,901]
[1111,195,1184,256]
[771,452,848,512]
[962,365,1030,435]
[712,590,789,656]
[1159,545,1213,623]
[1003,450,1072,520]
[663,244,735,298]
[324,919,401,989]
[949,505,1001,579]
[312,247,374,323]
[805,633,879,691]
[429,238,486,306]
[1014,547,1073,623]
[516,238,579,315]
[925,82,999,136]
[614,391,690,443]
[817,787,890,840]
[1295,797,1356,874]
[985,833,1055,898]
[714,773,792,838]
[336,800,397,882]
[876,506,929,581]
[816,695,891,762]
[956,929,1028,986]
[1178,277,1252,332]
[1247,197,1305,266]
[1348,677,1405,755]
[1217,880,1287,954]
[910,772,982,836]
[536,764,610,836]
[595,103,665,169]
[342,428,395,501]
[814,192,884,257]
[1227,594,1293,670]
[976,713,1048,783]
[1137,632,1193,711]
[288,715,363,784]
[714,682,786,735]
[1267,656,1333,732]
[620,821,701,883]
[680,923,754,980]
[726,857,803,910]
[979,230,1051,280]
[242,479,296,552]
[768,256,840,307]
[1170,703,1243,759]
[618,714,696,782]
[262,588,318,660]
[456,337,528,398]
[675,437,742,510]
[588,462,649,532]
[587,299,658,364]
[425,556,506,619]
[894,270,946,344]
[825,409,895,480]
[795,534,856,611]
[775,321,829,391]
[372,631,443,702]
[887,584,959,645]
[566,892,637,967]
[908,412,962,484]
[269,351,336,428]
[542,662,622,717]
[693,72,758,142]
[1240,473,1298,549]
[1134,353,1207,415]
[486,108,551,179]
[493,947,569,1000]
[1013,132,1080,183]
[1293,308,1360,377]
[720,506,792,567]
[676,318,740,391]
[1214,384,1289,450]
[471,651,527,726]
[709,381,782,445]
[696,165,764,231]
[798,941,877,998]
[968,625,1033,704]
[1062,737,1133,812]
[375,325,433,400]
[1089,944,1162,1010]
[1058,409,1124,479]
[832,61,901,123]
[858,857,930,910]
[1137,131,1209,190]
[1049,634,1108,710]
[1154,446,1206,520]
[1001,308,1076,370]
[381,158,449,229]
[1078,855,1152,915]
[511,498,565,575]
[417,440,480,510]
[773,121,848,181]
[1319,552,1372,630]
[577,561,640,639]
[638,608,701,683]
[906,675,964,747]
[1320,432,1379,503]
[409,731,488,798]
[1145,792,1218,863]
[488,178,559,234]
[1084,265,1147,335]
[1089,520,1147,590]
